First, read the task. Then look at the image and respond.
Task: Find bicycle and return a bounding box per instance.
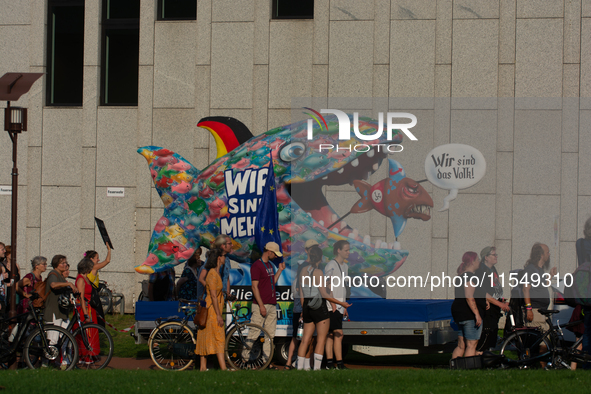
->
[137,280,149,302]
[64,292,114,370]
[496,308,591,369]
[0,293,79,370]
[98,280,113,314]
[148,299,274,371]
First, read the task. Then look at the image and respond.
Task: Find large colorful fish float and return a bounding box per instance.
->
[137,114,433,293]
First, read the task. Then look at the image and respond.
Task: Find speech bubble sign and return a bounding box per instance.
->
[424,144,486,211]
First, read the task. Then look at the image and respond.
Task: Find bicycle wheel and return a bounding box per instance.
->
[99,286,113,314]
[72,323,114,370]
[23,326,79,371]
[148,321,195,371]
[225,323,274,370]
[500,330,551,369]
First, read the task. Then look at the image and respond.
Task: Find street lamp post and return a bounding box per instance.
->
[0,72,43,318]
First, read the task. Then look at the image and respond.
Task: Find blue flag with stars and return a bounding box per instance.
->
[255,154,283,265]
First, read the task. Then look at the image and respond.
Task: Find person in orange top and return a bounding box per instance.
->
[194,249,227,371]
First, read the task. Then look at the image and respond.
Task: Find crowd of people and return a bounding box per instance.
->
[451,216,591,369]
[0,242,111,367]
[4,217,591,370]
[0,243,104,322]
[148,235,352,371]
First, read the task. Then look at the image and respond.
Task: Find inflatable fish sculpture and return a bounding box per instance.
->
[137,114,434,289]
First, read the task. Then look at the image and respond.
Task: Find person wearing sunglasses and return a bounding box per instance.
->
[475,246,510,352]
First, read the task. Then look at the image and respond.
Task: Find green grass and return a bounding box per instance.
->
[1,368,591,393]
[102,313,149,358]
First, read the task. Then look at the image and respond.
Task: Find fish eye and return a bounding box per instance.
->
[279,142,306,162]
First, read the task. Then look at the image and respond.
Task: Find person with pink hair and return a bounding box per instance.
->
[451,251,486,359]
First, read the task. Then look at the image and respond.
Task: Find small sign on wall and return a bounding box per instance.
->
[0,186,12,195]
[107,187,125,197]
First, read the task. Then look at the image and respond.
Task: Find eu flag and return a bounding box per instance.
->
[255,154,283,264]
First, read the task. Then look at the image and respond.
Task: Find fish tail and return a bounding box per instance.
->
[138,146,200,206]
[137,146,202,274]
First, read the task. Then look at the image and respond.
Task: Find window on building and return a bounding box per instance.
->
[46,0,85,106]
[157,0,197,20]
[272,0,313,19]
[100,0,140,105]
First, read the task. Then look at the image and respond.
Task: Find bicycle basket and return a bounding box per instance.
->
[58,294,74,311]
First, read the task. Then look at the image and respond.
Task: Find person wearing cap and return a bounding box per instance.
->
[248,241,285,369]
[475,246,510,352]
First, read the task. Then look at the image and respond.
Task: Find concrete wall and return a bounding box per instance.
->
[0,0,590,308]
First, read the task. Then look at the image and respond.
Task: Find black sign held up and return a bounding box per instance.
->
[94,217,114,249]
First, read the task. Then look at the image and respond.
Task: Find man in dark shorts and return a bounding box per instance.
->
[324,240,350,369]
[285,239,319,370]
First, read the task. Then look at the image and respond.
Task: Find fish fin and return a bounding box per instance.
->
[388,159,406,183]
[135,265,155,274]
[138,146,200,207]
[197,116,254,159]
[351,180,373,214]
[390,215,407,238]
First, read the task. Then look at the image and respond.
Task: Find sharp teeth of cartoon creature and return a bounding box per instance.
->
[319,220,324,226]
[340,221,347,229]
[322,176,328,180]
[351,158,359,167]
[372,163,379,172]
[337,168,344,174]
[367,149,375,158]
[375,240,382,249]
[363,235,371,246]
[332,214,338,223]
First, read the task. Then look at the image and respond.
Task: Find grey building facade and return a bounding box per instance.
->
[1,0,590,308]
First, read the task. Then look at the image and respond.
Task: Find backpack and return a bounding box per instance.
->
[31,272,57,309]
[564,262,591,307]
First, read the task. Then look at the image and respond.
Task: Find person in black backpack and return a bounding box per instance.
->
[475,247,510,352]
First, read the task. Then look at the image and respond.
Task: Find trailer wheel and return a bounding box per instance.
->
[273,339,290,365]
